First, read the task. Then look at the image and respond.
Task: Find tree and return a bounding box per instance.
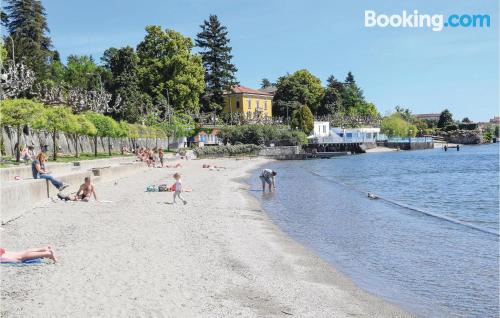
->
[102,46,146,122]
[0,98,44,161]
[462,117,471,123]
[345,71,355,85]
[261,78,272,88]
[291,105,314,134]
[3,0,52,79]
[395,106,413,122]
[342,72,365,111]
[41,106,78,161]
[381,113,417,137]
[73,114,96,158]
[85,112,117,156]
[196,15,238,112]
[273,69,324,117]
[318,75,344,116]
[437,109,454,128]
[137,26,205,114]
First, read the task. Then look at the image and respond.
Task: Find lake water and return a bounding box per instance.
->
[250,144,499,317]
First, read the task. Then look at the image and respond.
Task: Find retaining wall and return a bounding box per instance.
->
[1,126,186,157]
[0,159,147,224]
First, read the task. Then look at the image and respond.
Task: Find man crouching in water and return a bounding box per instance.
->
[58,177,98,202]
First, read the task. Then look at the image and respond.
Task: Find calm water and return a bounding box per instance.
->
[250,144,499,317]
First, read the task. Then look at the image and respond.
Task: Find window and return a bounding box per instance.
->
[323,125,326,133]
[236,101,240,109]
[248,99,251,110]
[256,100,260,109]
[264,101,267,110]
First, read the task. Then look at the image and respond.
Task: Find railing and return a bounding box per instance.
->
[386,137,434,143]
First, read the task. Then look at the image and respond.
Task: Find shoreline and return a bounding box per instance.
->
[1,157,411,317]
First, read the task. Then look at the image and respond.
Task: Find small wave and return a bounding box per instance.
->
[308,169,499,237]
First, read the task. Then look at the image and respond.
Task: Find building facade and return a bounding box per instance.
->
[415,113,441,121]
[223,86,273,119]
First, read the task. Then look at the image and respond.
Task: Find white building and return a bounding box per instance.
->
[330,127,380,141]
[312,121,330,137]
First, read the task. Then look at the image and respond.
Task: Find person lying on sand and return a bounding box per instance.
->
[165,163,182,168]
[0,246,57,263]
[57,177,97,202]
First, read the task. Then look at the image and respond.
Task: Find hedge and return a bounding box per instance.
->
[193,144,263,158]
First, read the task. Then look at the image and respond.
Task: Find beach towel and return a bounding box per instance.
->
[1,258,44,266]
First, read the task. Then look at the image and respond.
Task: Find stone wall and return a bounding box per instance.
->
[1,126,186,157]
[441,130,482,144]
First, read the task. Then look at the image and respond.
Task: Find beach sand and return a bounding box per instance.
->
[1,157,411,318]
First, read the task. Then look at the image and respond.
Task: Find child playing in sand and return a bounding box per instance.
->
[57,177,98,202]
[172,172,187,205]
[0,246,57,263]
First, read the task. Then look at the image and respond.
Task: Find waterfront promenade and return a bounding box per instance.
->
[0,158,410,318]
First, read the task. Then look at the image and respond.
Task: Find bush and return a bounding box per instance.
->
[219,125,308,146]
[193,144,263,158]
[444,124,458,132]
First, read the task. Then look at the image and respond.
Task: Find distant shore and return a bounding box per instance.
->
[1,157,411,317]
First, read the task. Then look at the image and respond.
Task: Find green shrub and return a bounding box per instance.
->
[219,125,307,146]
[193,144,263,158]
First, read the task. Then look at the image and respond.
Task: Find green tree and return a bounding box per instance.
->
[437,109,454,128]
[41,106,78,161]
[342,72,365,112]
[0,98,44,161]
[196,15,238,112]
[462,117,471,123]
[102,46,146,122]
[85,112,117,156]
[73,114,96,158]
[261,78,272,88]
[64,55,100,90]
[319,75,344,116]
[273,69,324,117]
[381,113,417,137]
[137,26,205,114]
[3,0,52,78]
[291,105,314,134]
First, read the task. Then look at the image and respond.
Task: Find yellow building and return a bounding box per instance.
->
[223,86,273,119]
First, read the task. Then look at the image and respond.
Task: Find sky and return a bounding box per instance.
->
[15,0,500,121]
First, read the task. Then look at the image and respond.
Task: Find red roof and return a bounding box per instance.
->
[227,85,272,96]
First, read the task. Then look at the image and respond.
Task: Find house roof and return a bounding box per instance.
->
[226,85,272,96]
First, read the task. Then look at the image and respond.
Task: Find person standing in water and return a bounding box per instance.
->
[260,169,277,192]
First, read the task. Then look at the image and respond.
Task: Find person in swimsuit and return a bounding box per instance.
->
[57,177,97,202]
[0,246,57,263]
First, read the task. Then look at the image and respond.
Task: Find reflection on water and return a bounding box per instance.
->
[250,144,499,317]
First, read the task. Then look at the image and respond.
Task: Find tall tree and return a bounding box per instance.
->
[102,46,147,123]
[137,26,205,115]
[342,71,365,111]
[261,78,272,88]
[291,105,314,134]
[437,109,454,128]
[273,69,324,117]
[3,0,52,78]
[196,15,238,113]
[318,75,344,116]
[345,71,355,85]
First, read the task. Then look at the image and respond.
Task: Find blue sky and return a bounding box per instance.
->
[37,1,500,121]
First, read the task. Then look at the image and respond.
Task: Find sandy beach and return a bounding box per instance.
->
[1,157,411,318]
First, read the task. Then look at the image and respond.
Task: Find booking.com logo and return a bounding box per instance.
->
[365,10,491,31]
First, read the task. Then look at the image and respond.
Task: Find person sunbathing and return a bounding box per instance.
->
[57,177,97,202]
[0,246,57,263]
